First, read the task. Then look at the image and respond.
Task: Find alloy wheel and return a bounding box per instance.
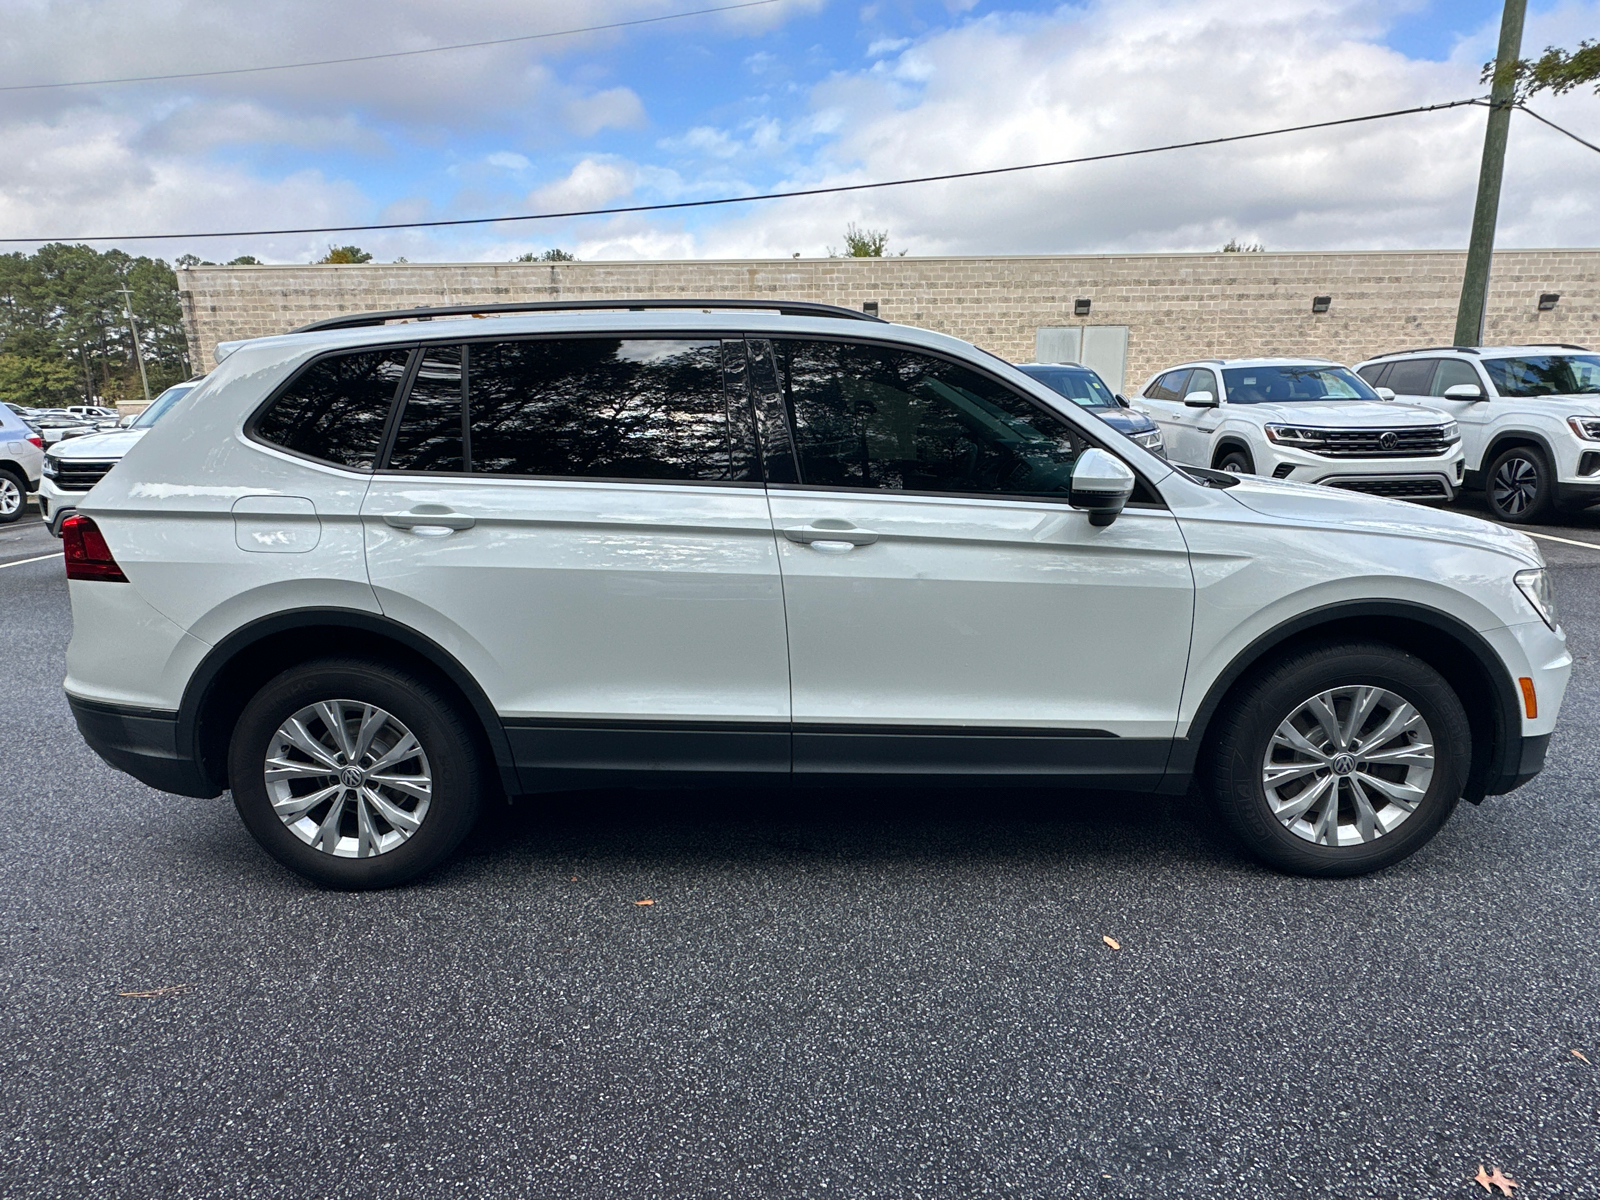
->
[0,476,20,517]
[1491,455,1540,516]
[1260,685,1435,847]
[263,699,432,858]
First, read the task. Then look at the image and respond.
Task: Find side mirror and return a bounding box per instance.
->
[1443,383,1486,401]
[1183,390,1217,408]
[1114,394,1131,409]
[1374,387,1396,401]
[1070,448,1136,527]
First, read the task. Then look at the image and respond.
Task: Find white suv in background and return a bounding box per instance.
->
[0,404,45,524]
[1137,358,1465,501]
[1355,345,1600,523]
[61,300,1568,889]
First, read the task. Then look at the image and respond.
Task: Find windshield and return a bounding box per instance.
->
[1016,365,1119,408]
[1482,355,1600,398]
[131,383,196,428]
[1220,365,1379,403]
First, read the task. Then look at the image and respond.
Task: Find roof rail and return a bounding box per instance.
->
[1520,343,1592,352]
[291,298,885,334]
[1366,346,1482,360]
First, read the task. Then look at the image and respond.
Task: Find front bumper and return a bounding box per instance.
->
[1269,446,1465,500]
[38,476,85,536]
[68,695,221,798]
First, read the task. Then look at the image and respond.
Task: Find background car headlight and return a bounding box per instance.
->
[1566,416,1600,441]
[1264,425,1321,446]
[1132,429,1165,454]
[41,455,58,478]
[1515,568,1559,630]
[1438,421,1460,443]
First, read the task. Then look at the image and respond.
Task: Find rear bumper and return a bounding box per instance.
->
[67,695,221,798]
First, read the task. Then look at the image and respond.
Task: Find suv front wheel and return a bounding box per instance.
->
[1207,643,1470,876]
[229,658,484,889]
[1485,444,1553,523]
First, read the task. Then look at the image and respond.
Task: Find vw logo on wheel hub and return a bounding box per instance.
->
[1379,431,1399,451]
[340,766,365,789]
[1331,753,1357,777]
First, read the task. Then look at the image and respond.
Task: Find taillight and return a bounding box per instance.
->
[27,435,43,450]
[61,515,128,582]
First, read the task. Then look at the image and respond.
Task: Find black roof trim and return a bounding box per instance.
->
[292,298,885,334]
[1366,346,1482,360]
[1521,343,1592,352]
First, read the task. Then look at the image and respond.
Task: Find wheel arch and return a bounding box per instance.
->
[1174,600,1521,803]
[179,608,521,798]
[1483,429,1559,473]
[1211,437,1255,471]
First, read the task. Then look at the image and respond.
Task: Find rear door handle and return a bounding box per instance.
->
[781,524,878,546]
[383,506,476,532]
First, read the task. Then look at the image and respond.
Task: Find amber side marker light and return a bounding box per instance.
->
[61,514,128,583]
[1518,677,1538,720]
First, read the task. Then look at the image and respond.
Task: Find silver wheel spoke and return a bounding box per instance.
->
[1270,772,1335,823]
[1272,724,1330,762]
[264,698,432,859]
[363,786,423,833]
[1304,695,1344,751]
[1350,778,1380,842]
[1359,741,1435,768]
[1313,785,1341,844]
[271,781,342,819]
[1352,769,1425,811]
[1263,760,1323,788]
[367,772,432,803]
[1340,686,1382,749]
[1352,703,1422,755]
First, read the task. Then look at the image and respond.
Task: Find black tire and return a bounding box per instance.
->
[1206,642,1470,877]
[229,657,484,889]
[1215,447,1254,475]
[0,469,25,524]
[1484,444,1554,523]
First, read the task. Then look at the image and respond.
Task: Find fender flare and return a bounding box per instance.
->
[1169,598,1521,797]
[178,607,522,796]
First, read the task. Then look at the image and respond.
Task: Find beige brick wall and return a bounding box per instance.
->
[179,249,1599,387]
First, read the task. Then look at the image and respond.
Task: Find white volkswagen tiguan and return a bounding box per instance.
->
[61,301,1569,888]
[1137,358,1466,501]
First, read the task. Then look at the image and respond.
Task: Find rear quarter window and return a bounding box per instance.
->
[254,348,412,469]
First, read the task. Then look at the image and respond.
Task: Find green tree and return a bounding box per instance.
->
[1221,238,1265,253]
[833,223,891,257]
[1485,39,1600,98]
[315,245,373,264]
[227,255,262,265]
[0,353,79,408]
[515,248,577,262]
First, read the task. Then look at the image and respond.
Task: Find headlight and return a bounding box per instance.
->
[1566,416,1600,441]
[1264,425,1323,447]
[1438,421,1460,444]
[1515,568,1559,630]
[41,455,58,478]
[1132,429,1165,453]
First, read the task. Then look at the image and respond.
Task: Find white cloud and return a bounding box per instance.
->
[560,87,647,136]
[529,158,640,211]
[485,152,532,171]
[866,36,911,56]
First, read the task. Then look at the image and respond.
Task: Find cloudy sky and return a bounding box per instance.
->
[1,0,1596,264]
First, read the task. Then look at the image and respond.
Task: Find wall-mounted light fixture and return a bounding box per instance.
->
[1311,295,1332,314]
[1074,298,1092,317]
[862,301,880,317]
[1538,292,1560,311]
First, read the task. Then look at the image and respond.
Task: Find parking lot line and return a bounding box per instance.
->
[1522,530,1600,553]
[0,553,60,570]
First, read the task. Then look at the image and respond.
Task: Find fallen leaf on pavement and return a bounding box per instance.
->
[1102,935,1121,950]
[1573,1049,1591,1064]
[634,899,655,906]
[1473,1165,1518,1196]
[117,984,190,998]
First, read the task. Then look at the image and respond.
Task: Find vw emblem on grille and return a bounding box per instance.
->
[1379,431,1399,451]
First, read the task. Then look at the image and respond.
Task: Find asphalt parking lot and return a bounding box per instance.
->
[2,502,1598,1200]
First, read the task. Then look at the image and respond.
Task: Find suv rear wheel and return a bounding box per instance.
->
[1485,444,1553,523]
[0,469,24,524]
[1207,642,1470,876]
[229,658,484,889]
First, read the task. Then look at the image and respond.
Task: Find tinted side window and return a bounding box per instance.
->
[1145,370,1190,402]
[1186,368,1218,397]
[1432,360,1481,395]
[389,346,465,472]
[772,339,1087,497]
[1384,359,1438,396]
[468,338,743,482]
[1356,363,1390,387]
[255,348,410,469]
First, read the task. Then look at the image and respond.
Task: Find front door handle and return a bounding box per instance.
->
[781,523,878,547]
[383,506,476,532]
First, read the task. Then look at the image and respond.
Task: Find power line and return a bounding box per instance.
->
[0,98,1488,245]
[1517,102,1600,154]
[0,0,781,92]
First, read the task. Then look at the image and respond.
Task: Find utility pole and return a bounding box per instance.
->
[116,285,152,406]
[1453,0,1527,347]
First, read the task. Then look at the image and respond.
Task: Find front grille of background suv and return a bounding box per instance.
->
[1328,477,1452,499]
[55,460,118,492]
[1307,428,1452,458]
